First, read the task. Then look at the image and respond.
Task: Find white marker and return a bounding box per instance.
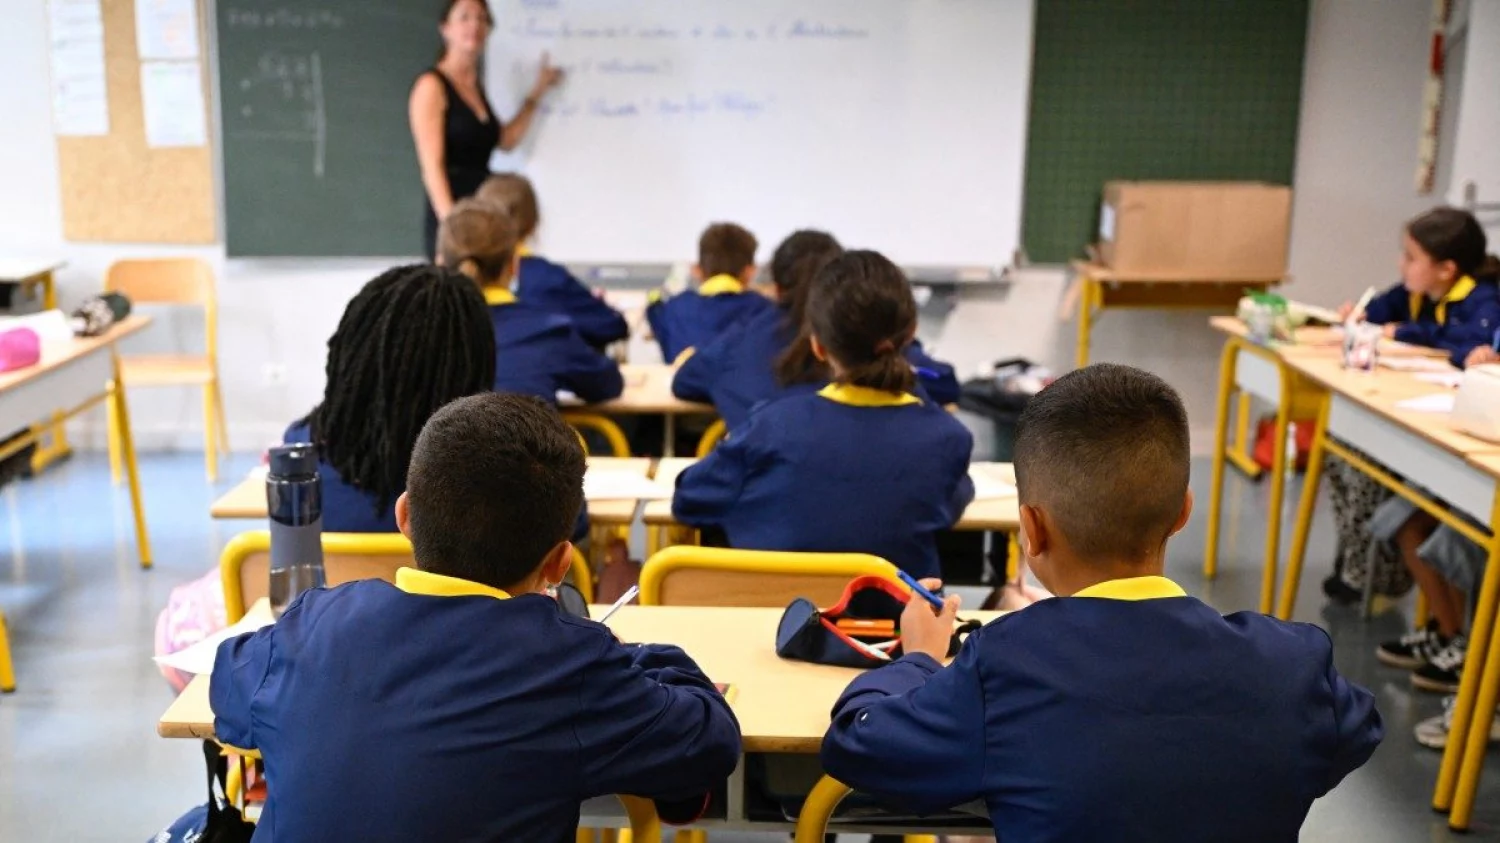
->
[598,584,640,625]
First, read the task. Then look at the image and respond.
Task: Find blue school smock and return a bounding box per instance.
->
[1362,275,1500,365]
[671,384,974,579]
[282,421,398,533]
[822,576,1383,843]
[671,307,962,431]
[212,568,741,842]
[516,254,630,347]
[486,287,624,404]
[645,274,776,363]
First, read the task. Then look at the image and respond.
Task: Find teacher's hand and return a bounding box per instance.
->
[530,52,565,98]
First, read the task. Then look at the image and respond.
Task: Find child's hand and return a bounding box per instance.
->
[1382,323,1398,339]
[900,578,961,661]
[1336,301,1354,321]
[1467,346,1500,368]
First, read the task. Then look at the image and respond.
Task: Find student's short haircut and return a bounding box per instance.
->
[698,222,758,279]
[1014,364,1190,560]
[406,393,586,590]
[476,173,540,240]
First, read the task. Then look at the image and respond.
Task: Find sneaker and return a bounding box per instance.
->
[1414,695,1500,750]
[1413,635,1467,693]
[1323,572,1361,606]
[1376,620,1441,669]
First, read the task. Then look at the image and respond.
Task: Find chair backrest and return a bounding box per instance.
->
[639,546,900,608]
[695,418,727,457]
[219,531,415,623]
[561,411,631,457]
[104,257,216,306]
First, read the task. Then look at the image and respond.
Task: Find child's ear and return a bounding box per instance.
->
[810,335,828,362]
[1441,259,1461,283]
[540,541,573,588]
[394,492,413,540]
[741,263,758,283]
[691,264,704,282]
[1170,489,1194,538]
[1019,504,1048,560]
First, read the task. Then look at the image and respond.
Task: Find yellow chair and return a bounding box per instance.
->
[0,610,14,693]
[694,420,727,458]
[564,412,632,458]
[640,546,900,608]
[105,258,227,483]
[219,531,415,623]
[793,776,936,843]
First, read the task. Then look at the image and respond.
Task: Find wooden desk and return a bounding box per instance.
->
[1071,262,1283,368]
[0,259,64,312]
[159,602,1002,833]
[0,317,153,692]
[565,364,715,456]
[644,458,1020,555]
[210,457,655,526]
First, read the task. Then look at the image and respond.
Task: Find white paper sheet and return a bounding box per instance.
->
[584,470,672,501]
[968,464,1017,501]
[48,0,109,136]
[1415,371,1466,389]
[140,61,207,147]
[134,0,199,59]
[153,610,274,676]
[1380,356,1457,374]
[1395,393,1456,414]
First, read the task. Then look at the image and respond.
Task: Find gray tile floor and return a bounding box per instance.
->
[1,452,1499,840]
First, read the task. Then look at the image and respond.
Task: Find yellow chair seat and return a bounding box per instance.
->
[119,354,218,386]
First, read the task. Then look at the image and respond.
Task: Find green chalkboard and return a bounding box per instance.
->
[1021,0,1309,264]
[217,2,437,257]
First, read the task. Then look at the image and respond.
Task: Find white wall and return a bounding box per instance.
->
[1445,0,1500,228]
[0,0,1451,454]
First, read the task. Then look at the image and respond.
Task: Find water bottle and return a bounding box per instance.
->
[267,443,326,618]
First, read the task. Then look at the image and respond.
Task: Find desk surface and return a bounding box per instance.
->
[1073,261,1286,285]
[1284,355,1500,458]
[0,316,148,394]
[0,259,64,282]
[209,457,655,523]
[567,364,714,416]
[159,603,1002,753]
[644,458,1019,531]
[1207,316,1450,360]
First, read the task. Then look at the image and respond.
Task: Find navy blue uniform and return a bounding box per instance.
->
[672,384,974,579]
[282,421,397,533]
[823,576,1383,843]
[671,306,961,431]
[212,569,741,842]
[645,274,775,363]
[516,254,629,347]
[486,287,624,404]
[1363,275,1500,366]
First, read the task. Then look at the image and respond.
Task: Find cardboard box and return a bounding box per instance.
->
[1098,181,1292,279]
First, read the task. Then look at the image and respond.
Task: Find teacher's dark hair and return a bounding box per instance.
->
[302,264,496,515]
[437,0,495,61]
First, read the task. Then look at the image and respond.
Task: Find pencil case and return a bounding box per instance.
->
[775,575,978,669]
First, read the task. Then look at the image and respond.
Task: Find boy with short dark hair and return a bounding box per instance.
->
[647,221,774,363]
[211,393,740,841]
[821,364,1382,843]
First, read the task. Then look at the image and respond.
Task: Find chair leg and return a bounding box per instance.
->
[213,378,230,454]
[0,609,15,692]
[576,830,595,843]
[106,382,124,486]
[202,384,219,483]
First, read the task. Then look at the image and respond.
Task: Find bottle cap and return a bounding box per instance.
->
[268,443,318,478]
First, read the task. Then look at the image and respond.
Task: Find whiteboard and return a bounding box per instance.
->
[485,0,1033,267]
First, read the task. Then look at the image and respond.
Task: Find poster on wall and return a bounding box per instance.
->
[141,61,207,147]
[48,0,110,136]
[135,0,200,60]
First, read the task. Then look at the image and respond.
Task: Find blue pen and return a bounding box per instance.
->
[1491,327,1500,353]
[896,569,945,610]
[913,365,941,380]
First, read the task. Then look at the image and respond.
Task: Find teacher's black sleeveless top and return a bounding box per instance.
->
[421,68,501,259]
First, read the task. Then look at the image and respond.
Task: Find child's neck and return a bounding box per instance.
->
[1051,555,1166,597]
[1427,276,1462,300]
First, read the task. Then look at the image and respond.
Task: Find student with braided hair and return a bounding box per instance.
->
[672,250,974,579]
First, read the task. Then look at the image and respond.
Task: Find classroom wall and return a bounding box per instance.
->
[0,0,1460,455]
[1445,0,1500,215]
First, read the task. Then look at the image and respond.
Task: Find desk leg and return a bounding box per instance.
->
[27,411,73,475]
[1260,385,1293,615]
[1075,277,1096,369]
[111,354,152,569]
[1435,490,1500,816]
[663,414,676,457]
[1225,392,1265,480]
[0,609,14,693]
[1276,391,1330,621]
[40,270,56,311]
[1204,340,1237,580]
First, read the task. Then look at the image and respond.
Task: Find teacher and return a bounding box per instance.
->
[409,0,563,259]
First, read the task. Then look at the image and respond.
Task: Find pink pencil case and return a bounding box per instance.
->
[0,327,41,373]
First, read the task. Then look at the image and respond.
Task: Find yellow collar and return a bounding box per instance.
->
[516,243,534,258]
[1410,275,1476,325]
[1073,575,1186,600]
[817,383,922,407]
[698,274,745,297]
[395,567,512,600]
[484,286,518,306]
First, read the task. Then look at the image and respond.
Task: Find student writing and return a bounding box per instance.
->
[822,364,1382,843]
[212,393,741,841]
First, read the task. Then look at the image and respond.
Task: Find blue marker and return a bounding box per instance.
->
[913,366,941,380]
[896,569,945,610]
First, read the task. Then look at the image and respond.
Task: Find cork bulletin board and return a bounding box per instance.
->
[53,0,217,243]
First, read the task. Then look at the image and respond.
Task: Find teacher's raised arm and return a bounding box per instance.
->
[409,0,564,259]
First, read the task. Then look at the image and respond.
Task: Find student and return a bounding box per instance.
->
[438,198,624,404]
[671,230,961,431]
[647,222,774,363]
[1322,207,1500,605]
[672,250,974,579]
[821,364,1383,842]
[212,393,741,840]
[476,173,630,347]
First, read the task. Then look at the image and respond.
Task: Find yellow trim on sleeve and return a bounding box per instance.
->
[816,383,922,407]
[483,286,518,306]
[673,347,697,366]
[698,274,746,297]
[1072,576,1187,601]
[395,567,512,600]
